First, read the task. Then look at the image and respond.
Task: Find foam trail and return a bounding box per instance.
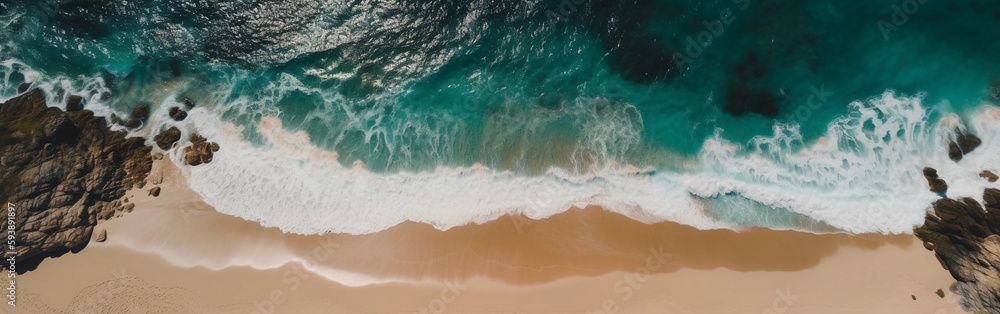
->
[181,114,721,235]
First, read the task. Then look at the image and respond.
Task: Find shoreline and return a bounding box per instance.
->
[12,160,965,313]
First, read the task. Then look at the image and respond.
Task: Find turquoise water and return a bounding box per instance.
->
[2,0,1000,234]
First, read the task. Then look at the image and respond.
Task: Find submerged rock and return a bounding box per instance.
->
[180,96,196,109]
[0,90,152,270]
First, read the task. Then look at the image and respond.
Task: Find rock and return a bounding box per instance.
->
[183,133,219,166]
[65,95,84,111]
[911,295,916,300]
[948,129,982,162]
[915,188,1000,313]
[153,126,182,150]
[0,90,152,271]
[148,186,161,197]
[923,167,948,194]
[123,104,150,128]
[168,107,187,121]
[180,96,196,109]
[39,115,79,142]
[17,82,31,93]
[95,229,107,242]
[981,170,999,183]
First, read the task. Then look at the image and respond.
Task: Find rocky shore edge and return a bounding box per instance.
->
[916,129,1000,313]
[0,88,217,272]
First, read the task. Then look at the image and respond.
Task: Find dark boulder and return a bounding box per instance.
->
[123,104,150,129]
[923,167,948,194]
[153,127,182,150]
[39,115,79,143]
[948,128,982,162]
[168,107,187,121]
[183,133,220,166]
[65,95,84,111]
[17,82,31,93]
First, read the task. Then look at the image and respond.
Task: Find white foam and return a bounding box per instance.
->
[8,60,1000,235]
[180,90,1000,235]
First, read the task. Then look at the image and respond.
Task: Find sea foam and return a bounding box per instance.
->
[6,59,1000,235]
[177,90,1000,235]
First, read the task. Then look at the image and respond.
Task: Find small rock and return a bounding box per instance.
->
[148,186,161,197]
[17,82,31,93]
[168,107,188,121]
[180,96,196,109]
[95,229,107,242]
[123,197,129,203]
[911,295,916,300]
[66,95,84,111]
[153,127,182,150]
[923,167,948,194]
[936,289,945,298]
[981,170,999,183]
[183,133,219,166]
[123,104,150,128]
[948,129,982,162]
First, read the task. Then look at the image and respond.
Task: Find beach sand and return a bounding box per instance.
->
[11,160,966,313]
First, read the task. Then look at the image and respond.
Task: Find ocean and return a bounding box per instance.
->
[2,0,999,235]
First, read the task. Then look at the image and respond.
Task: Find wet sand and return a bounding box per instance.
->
[12,160,965,313]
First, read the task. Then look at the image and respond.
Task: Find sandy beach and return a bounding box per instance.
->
[11,160,965,313]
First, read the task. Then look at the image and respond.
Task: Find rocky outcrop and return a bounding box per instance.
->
[949,129,982,162]
[0,90,152,270]
[183,133,220,166]
[153,126,182,150]
[915,185,1000,313]
[168,107,187,121]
